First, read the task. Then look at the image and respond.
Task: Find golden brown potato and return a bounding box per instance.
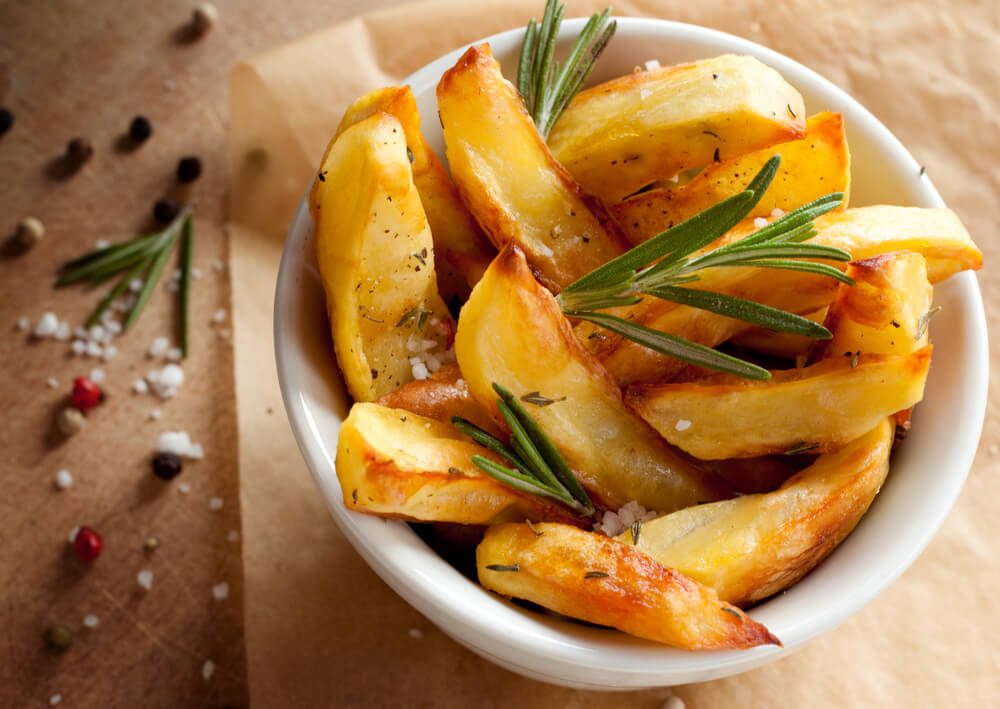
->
[437,44,629,292]
[617,419,894,607]
[336,403,582,525]
[376,362,501,437]
[455,244,731,512]
[626,348,930,459]
[477,522,780,649]
[611,112,850,245]
[548,55,806,202]
[337,86,495,300]
[812,251,933,361]
[584,205,980,386]
[310,112,452,401]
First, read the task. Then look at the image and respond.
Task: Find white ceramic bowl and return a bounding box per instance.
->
[274,17,988,689]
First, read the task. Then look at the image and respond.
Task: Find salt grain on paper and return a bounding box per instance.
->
[148,336,169,357]
[675,419,692,432]
[226,530,239,543]
[208,496,224,511]
[137,569,154,590]
[149,408,162,421]
[166,347,183,361]
[49,694,62,706]
[211,581,229,600]
[71,340,86,355]
[83,614,99,628]
[156,431,203,459]
[54,321,71,340]
[89,368,105,384]
[16,315,30,330]
[34,312,59,337]
[55,469,73,490]
[212,308,227,323]
[178,481,192,494]
[101,345,118,362]
[133,379,149,394]
[47,377,59,388]
[202,659,215,681]
[86,341,103,357]
[147,363,184,398]
[95,239,110,249]
[68,526,80,543]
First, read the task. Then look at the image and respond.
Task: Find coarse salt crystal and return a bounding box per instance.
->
[70,340,86,355]
[89,368,105,384]
[595,500,659,537]
[149,336,169,357]
[188,443,204,459]
[147,363,184,398]
[212,259,225,272]
[137,569,154,590]
[178,481,191,494]
[753,217,768,229]
[411,361,429,380]
[420,339,437,352]
[86,341,103,357]
[209,496,224,511]
[47,377,59,388]
[150,408,162,421]
[34,312,59,337]
[406,335,420,353]
[425,355,442,373]
[408,628,424,640]
[212,308,227,323]
[101,345,118,361]
[17,315,30,330]
[226,530,239,543]
[429,317,440,327]
[68,526,80,543]
[156,431,202,459]
[128,278,144,292]
[166,347,183,361]
[192,267,203,279]
[95,239,110,249]
[88,325,105,341]
[83,614,99,628]
[49,694,62,706]
[211,581,229,600]
[133,379,149,394]
[55,469,73,489]
[106,320,122,335]
[771,208,785,218]
[202,659,215,681]
[645,59,661,70]
[675,419,692,431]
[55,321,71,340]
[455,378,466,388]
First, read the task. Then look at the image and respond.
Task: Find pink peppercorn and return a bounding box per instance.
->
[73,526,103,562]
[71,376,101,412]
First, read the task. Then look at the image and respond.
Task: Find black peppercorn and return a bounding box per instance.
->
[129,115,152,143]
[44,624,73,651]
[67,137,94,163]
[153,197,179,224]
[177,156,202,183]
[152,452,183,480]
[0,108,13,136]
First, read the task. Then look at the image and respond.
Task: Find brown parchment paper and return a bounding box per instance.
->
[229,1,1000,706]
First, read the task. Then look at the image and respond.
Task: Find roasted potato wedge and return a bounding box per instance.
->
[337,403,581,525]
[617,419,893,607]
[626,348,930,459]
[455,244,731,512]
[585,205,980,386]
[547,55,805,202]
[437,44,628,292]
[612,111,850,245]
[337,86,495,300]
[310,112,452,401]
[813,251,933,361]
[376,362,501,436]
[477,522,780,649]
[730,308,828,360]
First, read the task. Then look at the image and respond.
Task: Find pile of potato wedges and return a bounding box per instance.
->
[308,43,982,650]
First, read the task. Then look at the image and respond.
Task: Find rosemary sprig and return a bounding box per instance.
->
[452,383,595,517]
[518,0,616,138]
[555,156,855,379]
[57,208,195,356]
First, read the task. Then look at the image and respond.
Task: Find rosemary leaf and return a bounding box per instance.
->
[639,286,832,338]
[915,305,941,340]
[584,571,609,578]
[520,392,566,407]
[471,455,588,515]
[722,259,855,285]
[485,563,521,572]
[498,400,567,493]
[84,256,152,328]
[56,233,163,286]
[566,310,771,380]
[452,416,531,473]
[630,519,642,545]
[178,216,193,357]
[123,226,180,330]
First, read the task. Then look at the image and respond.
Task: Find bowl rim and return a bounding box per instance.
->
[274,16,989,688]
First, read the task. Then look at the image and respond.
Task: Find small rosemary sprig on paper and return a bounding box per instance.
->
[518,0,616,138]
[556,156,854,380]
[452,383,595,517]
[56,208,195,356]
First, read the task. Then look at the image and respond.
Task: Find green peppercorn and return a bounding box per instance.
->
[44,624,73,651]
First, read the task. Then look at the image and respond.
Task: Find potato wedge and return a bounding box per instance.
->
[612,112,850,245]
[437,44,628,292]
[585,205,980,386]
[477,522,780,649]
[336,403,581,525]
[626,347,930,459]
[310,112,453,401]
[548,55,805,202]
[813,251,933,361]
[617,419,893,607]
[730,308,828,360]
[376,362,502,437]
[455,243,731,511]
[337,86,495,300]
